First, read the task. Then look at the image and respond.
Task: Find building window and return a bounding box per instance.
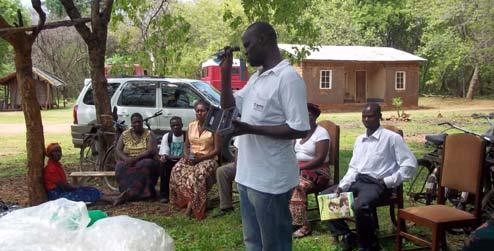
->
[320,70,332,89]
[395,71,406,90]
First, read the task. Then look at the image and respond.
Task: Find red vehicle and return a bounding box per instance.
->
[201,58,249,90]
[104,64,145,77]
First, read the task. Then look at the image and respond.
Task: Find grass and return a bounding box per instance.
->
[1,97,493,250]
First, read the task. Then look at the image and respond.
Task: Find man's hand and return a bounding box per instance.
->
[220,46,233,76]
[232,120,251,136]
[334,187,343,197]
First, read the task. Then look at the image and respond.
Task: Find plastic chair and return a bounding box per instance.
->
[396,133,485,251]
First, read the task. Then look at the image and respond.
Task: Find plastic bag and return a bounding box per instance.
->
[0,198,174,251]
[82,216,175,251]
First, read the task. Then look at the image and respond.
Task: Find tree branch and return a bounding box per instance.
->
[0,16,17,44]
[0,18,91,36]
[30,0,46,39]
[60,0,92,41]
[101,0,115,23]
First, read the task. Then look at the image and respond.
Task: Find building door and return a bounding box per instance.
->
[356,71,366,103]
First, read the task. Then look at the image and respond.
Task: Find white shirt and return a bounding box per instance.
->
[234,59,310,194]
[158,132,184,156]
[339,126,417,191]
[294,125,330,163]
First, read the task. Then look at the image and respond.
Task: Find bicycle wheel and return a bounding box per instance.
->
[482,189,494,220]
[102,146,118,191]
[407,159,436,205]
[79,137,99,171]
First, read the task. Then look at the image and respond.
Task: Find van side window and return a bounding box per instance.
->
[117,82,156,107]
[82,82,120,105]
[162,84,200,108]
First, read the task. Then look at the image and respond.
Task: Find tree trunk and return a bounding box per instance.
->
[59,0,115,165]
[14,44,47,205]
[88,41,114,164]
[1,2,48,205]
[466,65,480,101]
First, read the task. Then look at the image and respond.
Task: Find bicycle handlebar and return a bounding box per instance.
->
[143,110,163,130]
[438,121,478,134]
[143,110,163,123]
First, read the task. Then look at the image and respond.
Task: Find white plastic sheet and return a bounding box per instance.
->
[0,198,174,251]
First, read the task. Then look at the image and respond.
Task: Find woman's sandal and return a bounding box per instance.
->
[292,226,312,238]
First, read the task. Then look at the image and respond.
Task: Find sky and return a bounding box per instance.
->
[20,0,31,8]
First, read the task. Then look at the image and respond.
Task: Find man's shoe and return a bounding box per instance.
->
[159,198,169,203]
[341,232,358,251]
[213,207,234,218]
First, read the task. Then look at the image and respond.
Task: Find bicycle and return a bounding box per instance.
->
[79,120,126,172]
[101,110,163,191]
[408,113,494,219]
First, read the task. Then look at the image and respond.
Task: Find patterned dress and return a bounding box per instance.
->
[115,129,157,200]
[289,126,332,226]
[169,120,218,220]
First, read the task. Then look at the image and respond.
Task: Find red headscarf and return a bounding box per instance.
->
[45,143,61,157]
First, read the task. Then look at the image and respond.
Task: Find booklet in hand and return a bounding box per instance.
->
[317,192,354,220]
[203,106,238,135]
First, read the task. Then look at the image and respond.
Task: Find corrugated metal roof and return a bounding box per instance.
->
[33,67,66,87]
[0,67,67,87]
[278,43,426,62]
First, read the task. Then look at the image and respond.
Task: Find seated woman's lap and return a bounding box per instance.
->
[115,158,157,199]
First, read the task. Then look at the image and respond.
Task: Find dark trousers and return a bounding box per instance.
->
[322,174,389,250]
[159,160,178,199]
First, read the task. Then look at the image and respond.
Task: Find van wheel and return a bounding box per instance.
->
[220,136,235,163]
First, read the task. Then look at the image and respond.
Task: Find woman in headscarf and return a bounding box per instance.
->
[43,143,125,204]
[169,100,221,220]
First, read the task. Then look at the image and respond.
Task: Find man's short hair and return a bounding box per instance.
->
[170,116,182,124]
[130,112,143,120]
[245,21,277,45]
[363,103,381,116]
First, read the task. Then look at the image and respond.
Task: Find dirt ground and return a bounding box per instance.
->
[0,163,178,217]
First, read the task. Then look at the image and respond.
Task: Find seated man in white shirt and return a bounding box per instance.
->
[322,103,417,251]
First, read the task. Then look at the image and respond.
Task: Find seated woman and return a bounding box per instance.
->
[44,143,125,204]
[169,100,221,220]
[114,112,158,205]
[290,103,332,238]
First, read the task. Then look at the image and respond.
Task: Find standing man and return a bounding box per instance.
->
[220,22,310,251]
[323,103,417,251]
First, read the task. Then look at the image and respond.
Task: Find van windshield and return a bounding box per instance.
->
[191,81,220,105]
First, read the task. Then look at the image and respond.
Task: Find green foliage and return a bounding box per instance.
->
[415,0,494,96]
[392,97,404,117]
[0,0,27,77]
[44,0,91,17]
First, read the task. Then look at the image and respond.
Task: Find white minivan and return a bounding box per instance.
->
[71,77,232,159]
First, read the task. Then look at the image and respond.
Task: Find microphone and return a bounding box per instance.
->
[213,46,241,57]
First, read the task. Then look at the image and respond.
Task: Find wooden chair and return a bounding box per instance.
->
[396,133,485,251]
[307,120,340,222]
[372,125,405,229]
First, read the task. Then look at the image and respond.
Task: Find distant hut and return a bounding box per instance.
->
[0,67,66,111]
